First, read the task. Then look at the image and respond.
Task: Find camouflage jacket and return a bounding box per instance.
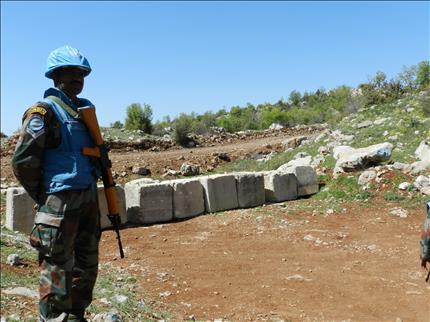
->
[420,201,430,261]
[12,101,61,204]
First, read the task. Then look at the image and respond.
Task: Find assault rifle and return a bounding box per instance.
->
[78,106,125,259]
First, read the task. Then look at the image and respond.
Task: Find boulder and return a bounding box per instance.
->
[277,156,312,172]
[414,175,430,195]
[333,142,393,173]
[415,141,430,166]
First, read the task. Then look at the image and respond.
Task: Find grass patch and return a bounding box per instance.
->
[88,263,171,320]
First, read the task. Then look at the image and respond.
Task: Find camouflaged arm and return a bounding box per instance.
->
[420,205,430,261]
[11,103,58,204]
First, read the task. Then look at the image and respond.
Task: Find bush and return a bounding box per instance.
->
[124,103,153,134]
[110,121,123,129]
[172,113,193,145]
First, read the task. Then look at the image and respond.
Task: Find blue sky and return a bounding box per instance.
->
[1,1,429,135]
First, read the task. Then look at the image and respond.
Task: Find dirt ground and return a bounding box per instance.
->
[2,130,430,321]
[99,198,430,322]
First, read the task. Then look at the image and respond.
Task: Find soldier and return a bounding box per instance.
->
[12,45,101,322]
[420,201,430,282]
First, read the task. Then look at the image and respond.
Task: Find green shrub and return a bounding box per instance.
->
[172,113,193,145]
[124,103,153,134]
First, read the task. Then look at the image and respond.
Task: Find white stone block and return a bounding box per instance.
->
[97,185,127,229]
[125,180,173,224]
[284,166,319,196]
[170,178,205,219]
[235,172,265,208]
[263,171,298,202]
[5,187,36,234]
[199,174,238,213]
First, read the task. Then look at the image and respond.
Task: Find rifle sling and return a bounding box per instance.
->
[46,95,80,119]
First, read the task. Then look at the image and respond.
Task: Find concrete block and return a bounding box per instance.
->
[170,178,205,219]
[125,180,173,224]
[234,172,265,208]
[199,174,238,213]
[263,171,298,202]
[97,185,127,229]
[6,187,36,234]
[283,166,319,196]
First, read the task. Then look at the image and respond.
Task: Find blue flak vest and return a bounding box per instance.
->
[42,94,99,193]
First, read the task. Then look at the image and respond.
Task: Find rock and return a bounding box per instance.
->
[180,163,201,176]
[277,156,312,171]
[318,146,329,155]
[269,123,284,130]
[3,287,38,299]
[356,120,373,129]
[358,170,377,187]
[398,182,410,190]
[112,295,128,303]
[388,135,398,141]
[6,253,21,266]
[330,130,354,142]
[131,166,150,176]
[390,162,410,171]
[389,207,408,218]
[415,141,430,166]
[333,142,393,173]
[409,161,427,175]
[413,175,430,195]
[93,312,123,322]
[373,117,388,125]
[282,136,308,149]
[286,274,312,282]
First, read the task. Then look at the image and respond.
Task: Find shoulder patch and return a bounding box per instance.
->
[26,115,45,139]
[27,106,47,116]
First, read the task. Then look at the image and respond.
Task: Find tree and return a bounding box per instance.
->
[288,90,301,106]
[416,61,430,89]
[124,103,153,134]
[110,121,123,129]
[172,113,193,145]
[396,64,417,90]
[370,71,387,90]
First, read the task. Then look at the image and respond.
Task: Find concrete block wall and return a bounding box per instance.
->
[6,168,319,234]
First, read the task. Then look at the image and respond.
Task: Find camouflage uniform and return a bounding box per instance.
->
[420,201,430,263]
[12,91,101,322]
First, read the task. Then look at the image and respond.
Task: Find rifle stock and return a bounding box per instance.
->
[78,106,124,259]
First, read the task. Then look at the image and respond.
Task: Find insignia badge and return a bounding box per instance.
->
[26,115,45,139]
[28,106,47,116]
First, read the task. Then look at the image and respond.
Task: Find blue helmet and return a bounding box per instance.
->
[45,45,91,79]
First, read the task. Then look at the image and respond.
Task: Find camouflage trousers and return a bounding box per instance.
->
[29,185,101,322]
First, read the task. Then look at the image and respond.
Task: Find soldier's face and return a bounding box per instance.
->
[53,67,86,97]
